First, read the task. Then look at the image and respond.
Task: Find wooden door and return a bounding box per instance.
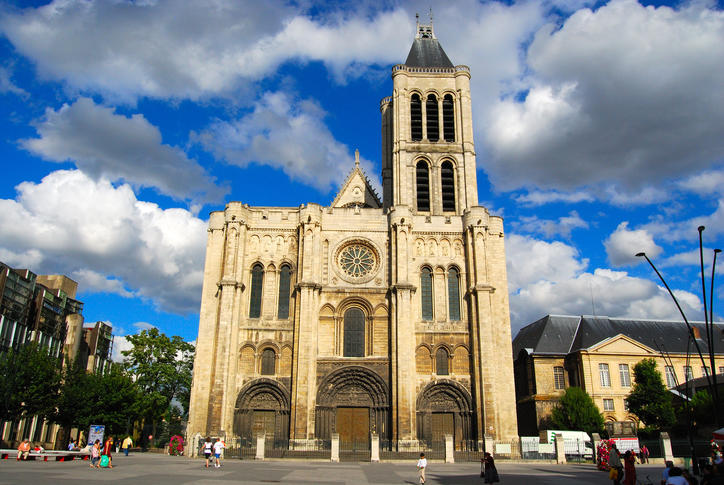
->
[431,412,454,443]
[337,407,369,447]
[252,410,275,438]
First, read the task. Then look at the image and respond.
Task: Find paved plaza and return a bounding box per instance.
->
[0,453,666,484]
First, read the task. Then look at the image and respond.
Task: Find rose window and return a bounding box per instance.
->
[338,245,376,278]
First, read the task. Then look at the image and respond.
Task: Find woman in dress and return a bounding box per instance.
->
[623,450,636,485]
[102,436,114,468]
[483,452,500,483]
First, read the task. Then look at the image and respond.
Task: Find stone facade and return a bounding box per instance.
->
[187,21,519,449]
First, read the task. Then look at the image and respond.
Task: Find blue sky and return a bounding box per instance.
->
[0,0,722,358]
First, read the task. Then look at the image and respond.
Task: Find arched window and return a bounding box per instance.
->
[443,94,455,142]
[436,348,449,375]
[343,308,365,357]
[426,94,439,142]
[249,264,264,318]
[421,267,433,321]
[441,161,455,212]
[416,161,430,212]
[447,267,461,321]
[277,264,291,319]
[261,348,275,375]
[411,94,422,141]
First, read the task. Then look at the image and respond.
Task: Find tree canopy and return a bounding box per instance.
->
[550,386,605,435]
[626,358,676,429]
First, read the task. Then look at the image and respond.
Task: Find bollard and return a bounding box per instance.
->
[445,434,455,463]
[331,433,340,463]
[370,433,380,463]
[255,433,265,460]
[555,433,566,464]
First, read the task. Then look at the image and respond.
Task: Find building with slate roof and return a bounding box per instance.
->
[513,314,724,435]
[187,17,519,452]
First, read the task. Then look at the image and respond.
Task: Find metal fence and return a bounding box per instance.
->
[379,439,445,461]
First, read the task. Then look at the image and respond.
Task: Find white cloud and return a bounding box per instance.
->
[604,221,662,267]
[515,190,595,206]
[71,268,134,298]
[604,185,669,207]
[679,168,724,196]
[506,234,703,332]
[483,0,724,192]
[0,64,27,97]
[132,321,157,331]
[512,211,588,238]
[21,97,226,205]
[0,169,207,314]
[196,91,379,191]
[111,334,132,362]
[644,198,724,243]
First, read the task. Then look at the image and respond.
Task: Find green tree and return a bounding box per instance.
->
[0,343,61,425]
[550,386,605,435]
[54,357,94,444]
[690,390,715,426]
[84,365,144,436]
[626,358,676,429]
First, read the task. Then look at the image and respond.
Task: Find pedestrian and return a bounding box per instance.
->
[203,437,213,468]
[641,445,650,464]
[682,468,699,485]
[662,460,675,485]
[122,435,133,456]
[482,452,500,483]
[213,437,225,468]
[17,439,31,461]
[609,443,623,485]
[666,467,689,485]
[623,450,637,485]
[417,452,427,484]
[102,436,114,468]
[90,439,101,468]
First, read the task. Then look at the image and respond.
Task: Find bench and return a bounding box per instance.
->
[0,449,90,461]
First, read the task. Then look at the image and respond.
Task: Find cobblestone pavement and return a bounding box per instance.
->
[0,453,665,484]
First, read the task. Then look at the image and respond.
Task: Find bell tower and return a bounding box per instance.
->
[381,15,478,215]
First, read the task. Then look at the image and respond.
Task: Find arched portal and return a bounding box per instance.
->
[416,379,474,449]
[315,366,390,446]
[233,378,290,443]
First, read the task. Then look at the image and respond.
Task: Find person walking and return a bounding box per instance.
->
[90,439,101,469]
[623,450,637,485]
[641,445,650,464]
[203,437,213,468]
[482,452,500,483]
[666,467,689,485]
[609,443,623,485]
[213,437,225,468]
[121,435,133,456]
[102,436,114,468]
[17,439,30,460]
[417,452,427,484]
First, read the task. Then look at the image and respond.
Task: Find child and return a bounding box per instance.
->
[90,439,101,468]
[213,438,225,468]
[417,452,427,484]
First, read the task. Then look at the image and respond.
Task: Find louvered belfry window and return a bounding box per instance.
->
[447,267,460,321]
[436,348,449,375]
[411,94,423,141]
[249,264,264,318]
[261,348,275,375]
[426,94,439,142]
[277,264,291,319]
[416,161,430,212]
[441,161,455,212]
[343,308,365,357]
[443,94,455,142]
[421,267,433,321]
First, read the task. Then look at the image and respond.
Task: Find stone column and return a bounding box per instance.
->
[255,433,265,460]
[331,433,340,463]
[371,433,380,463]
[555,433,566,464]
[660,432,674,463]
[445,434,455,463]
[592,433,601,464]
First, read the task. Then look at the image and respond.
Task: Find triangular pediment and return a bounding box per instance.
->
[587,334,657,355]
[331,150,381,209]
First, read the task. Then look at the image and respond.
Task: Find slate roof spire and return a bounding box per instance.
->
[405,11,454,68]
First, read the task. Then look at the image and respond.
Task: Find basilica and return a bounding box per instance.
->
[187,19,518,450]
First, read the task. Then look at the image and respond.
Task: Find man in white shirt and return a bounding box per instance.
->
[417,452,427,484]
[213,438,225,468]
[665,467,688,485]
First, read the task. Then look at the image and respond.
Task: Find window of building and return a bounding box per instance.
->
[603,398,615,411]
[343,308,365,357]
[416,161,430,212]
[619,364,631,387]
[665,366,676,388]
[411,94,422,141]
[442,94,455,142]
[599,363,611,387]
[277,264,292,319]
[421,267,433,321]
[684,366,694,381]
[426,94,439,142]
[441,161,455,212]
[554,366,565,390]
[702,366,711,377]
[447,267,460,321]
[249,264,264,318]
[623,399,629,411]
[436,348,449,375]
[261,348,275,375]
[719,366,724,375]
